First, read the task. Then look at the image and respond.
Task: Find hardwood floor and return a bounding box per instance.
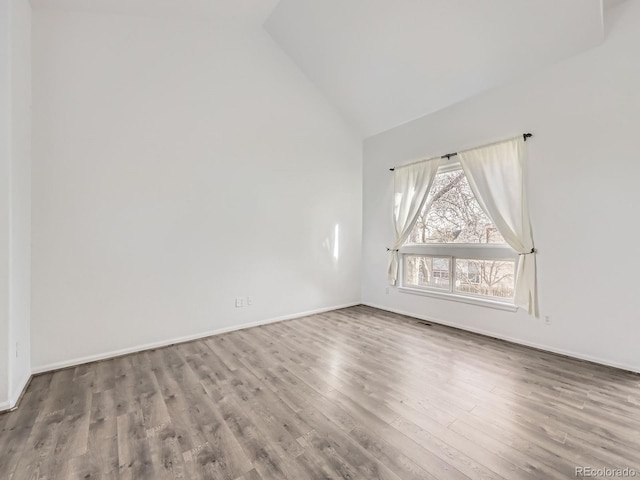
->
[1,305,639,479]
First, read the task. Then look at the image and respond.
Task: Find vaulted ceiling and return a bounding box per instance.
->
[265,0,605,137]
[30,0,280,23]
[34,0,617,138]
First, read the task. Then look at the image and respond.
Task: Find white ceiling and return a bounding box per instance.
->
[30,0,280,23]
[32,0,610,137]
[265,0,604,137]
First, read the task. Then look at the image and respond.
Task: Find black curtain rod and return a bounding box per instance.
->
[389,133,532,171]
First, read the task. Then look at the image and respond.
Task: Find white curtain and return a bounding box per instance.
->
[458,137,537,315]
[388,159,440,285]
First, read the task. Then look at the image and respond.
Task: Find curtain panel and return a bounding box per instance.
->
[458,137,537,315]
[388,159,440,286]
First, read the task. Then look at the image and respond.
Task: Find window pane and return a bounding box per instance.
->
[407,168,506,245]
[455,259,515,299]
[404,255,450,290]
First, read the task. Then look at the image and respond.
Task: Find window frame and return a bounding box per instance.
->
[399,162,518,311]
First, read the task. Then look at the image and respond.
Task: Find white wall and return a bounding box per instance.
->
[9,0,31,404]
[0,0,31,409]
[0,0,11,407]
[362,1,640,372]
[31,10,362,370]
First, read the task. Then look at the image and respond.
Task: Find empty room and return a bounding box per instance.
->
[1,0,639,478]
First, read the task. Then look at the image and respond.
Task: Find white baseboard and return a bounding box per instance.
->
[363,302,640,374]
[9,372,32,408]
[0,372,33,413]
[32,302,360,375]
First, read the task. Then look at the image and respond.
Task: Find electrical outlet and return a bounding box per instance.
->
[544,315,551,325]
[246,296,253,306]
[385,287,390,295]
[235,297,245,308]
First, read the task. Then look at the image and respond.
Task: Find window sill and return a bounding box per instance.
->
[398,286,518,312]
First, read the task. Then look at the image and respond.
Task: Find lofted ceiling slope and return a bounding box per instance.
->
[30,0,280,23]
[265,0,604,137]
[32,0,611,137]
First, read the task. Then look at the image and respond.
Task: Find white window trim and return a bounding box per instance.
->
[402,243,515,259]
[400,244,518,311]
[398,285,518,311]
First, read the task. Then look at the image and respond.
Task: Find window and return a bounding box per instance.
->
[400,162,517,308]
[404,255,450,290]
[455,259,514,299]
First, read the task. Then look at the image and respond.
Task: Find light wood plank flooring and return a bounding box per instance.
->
[1,305,639,479]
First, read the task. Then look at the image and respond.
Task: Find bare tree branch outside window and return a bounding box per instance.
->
[404,169,515,299]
